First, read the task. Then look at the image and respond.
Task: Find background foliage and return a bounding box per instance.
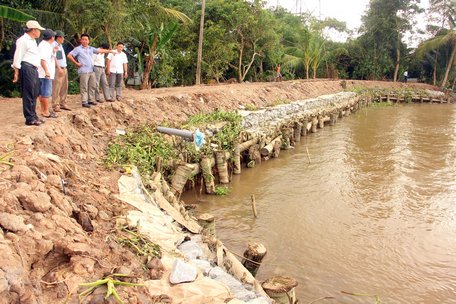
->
[1,0,455,97]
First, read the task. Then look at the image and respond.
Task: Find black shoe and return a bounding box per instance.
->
[82,102,91,108]
[25,120,42,126]
[88,101,98,105]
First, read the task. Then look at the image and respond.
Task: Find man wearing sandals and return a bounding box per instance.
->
[38,29,58,119]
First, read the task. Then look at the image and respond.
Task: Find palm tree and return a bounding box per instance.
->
[127,0,190,89]
[417,29,456,88]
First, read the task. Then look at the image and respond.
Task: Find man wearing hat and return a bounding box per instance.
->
[12,20,45,126]
[52,30,71,112]
[37,29,57,119]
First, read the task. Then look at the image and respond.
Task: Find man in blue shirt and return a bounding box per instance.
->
[67,34,114,108]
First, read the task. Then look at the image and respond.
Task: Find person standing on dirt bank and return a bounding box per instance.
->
[275,64,282,82]
[403,70,408,83]
[93,43,112,103]
[12,20,45,126]
[106,42,128,101]
[38,29,57,119]
[52,31,71,112]
[67,34,114,108]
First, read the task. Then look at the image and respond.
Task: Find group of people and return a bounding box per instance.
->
[12,20,129,126]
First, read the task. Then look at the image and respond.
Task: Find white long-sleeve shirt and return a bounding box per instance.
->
[12,33,40,69]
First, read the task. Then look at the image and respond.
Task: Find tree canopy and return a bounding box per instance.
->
[0,0,454,96]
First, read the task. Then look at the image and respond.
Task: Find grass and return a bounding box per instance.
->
[244,104,257,111]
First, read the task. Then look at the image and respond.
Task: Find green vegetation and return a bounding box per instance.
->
[105,110,242,180]
[1,0,455,96]
[115,226,161,258]
[78,274,144,304]
[105,125,177,177]
[183,110,243,152]
[244,104,257,111]
[214,185,230,196]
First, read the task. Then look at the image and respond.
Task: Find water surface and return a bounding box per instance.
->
[186,103,456,303]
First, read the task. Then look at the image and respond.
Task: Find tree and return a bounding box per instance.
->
[205,0,279,82]
[416,0,456,87]
[126,0,190,89]
[418,29,456,88]
[202,21,235,83]
[357,0,420,81]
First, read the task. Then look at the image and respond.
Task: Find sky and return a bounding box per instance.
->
[267,0,370,30]
[265,0,430,46]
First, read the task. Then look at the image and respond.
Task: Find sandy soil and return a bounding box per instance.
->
[0,79,440,303]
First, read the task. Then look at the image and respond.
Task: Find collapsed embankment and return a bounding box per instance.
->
[0,80,444,304]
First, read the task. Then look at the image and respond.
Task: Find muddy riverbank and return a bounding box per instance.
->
[0,80,442,303]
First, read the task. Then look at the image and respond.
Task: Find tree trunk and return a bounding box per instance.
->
[103,23,112,48]
[195,0,205,85]
[433,55,437,86]
[0,18,4,52]
[140,34,159,90]
[393,32,401,82]
[237,29,245,83]
[440,41,456,89]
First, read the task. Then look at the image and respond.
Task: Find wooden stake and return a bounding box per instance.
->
[251,194,258,218]
[306,146,311,164]
[233,143,241,175]
[242,242,267,277]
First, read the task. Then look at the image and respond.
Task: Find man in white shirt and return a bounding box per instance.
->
[52,30,71,111]
[93,43,112,102]
[38,29,57,119]
[12,20,45,126]
[106,42,128,101]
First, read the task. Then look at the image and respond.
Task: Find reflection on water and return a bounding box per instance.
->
[185,104,456,303]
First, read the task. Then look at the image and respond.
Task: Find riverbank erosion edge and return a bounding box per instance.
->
[0,80,448,303]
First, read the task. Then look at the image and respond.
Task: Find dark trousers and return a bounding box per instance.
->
[20,62,39,123]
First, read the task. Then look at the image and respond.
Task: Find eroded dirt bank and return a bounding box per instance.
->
[0,80,439,303]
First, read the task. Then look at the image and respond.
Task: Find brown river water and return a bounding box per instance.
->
[184,103,456,303]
